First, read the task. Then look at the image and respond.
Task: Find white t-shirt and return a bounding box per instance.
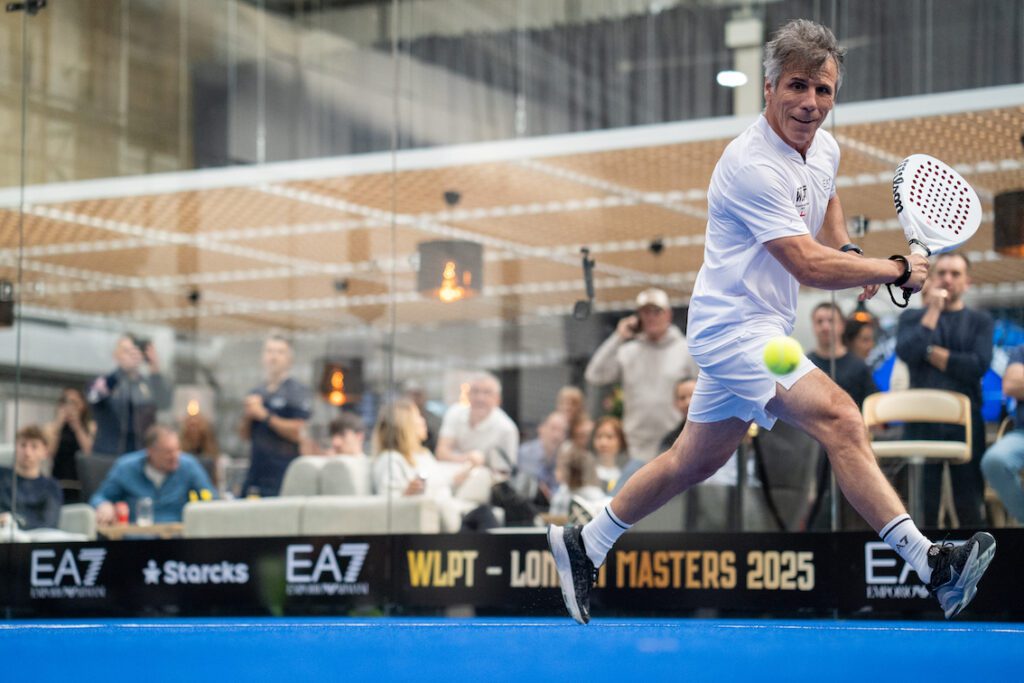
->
[439,404,520,471]
[687,115,840,352]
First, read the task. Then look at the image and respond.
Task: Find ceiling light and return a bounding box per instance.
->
[716,70,748,88]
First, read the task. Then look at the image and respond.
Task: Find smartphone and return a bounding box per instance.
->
[630,316,643,334]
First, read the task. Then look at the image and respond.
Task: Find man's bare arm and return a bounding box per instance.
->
[764,234,926,291]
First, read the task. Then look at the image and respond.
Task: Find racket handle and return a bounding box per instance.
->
[901,286,912,304]
[909,240,930,257]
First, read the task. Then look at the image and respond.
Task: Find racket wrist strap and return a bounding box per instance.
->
[907,238,931,256]
[888,255,912,287]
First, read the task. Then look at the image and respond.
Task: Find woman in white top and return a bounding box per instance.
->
[372,400,496,531]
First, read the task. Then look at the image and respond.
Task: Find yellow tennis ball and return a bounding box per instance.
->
[763,336,803,375]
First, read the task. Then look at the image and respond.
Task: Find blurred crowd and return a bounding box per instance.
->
[3,259,1023,537]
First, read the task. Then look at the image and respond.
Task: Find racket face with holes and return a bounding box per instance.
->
[892,154,982,254]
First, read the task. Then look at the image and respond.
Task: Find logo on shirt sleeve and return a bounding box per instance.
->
[795,185,809,217]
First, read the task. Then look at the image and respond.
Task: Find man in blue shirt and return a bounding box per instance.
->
[240,335,312,496]
[91,424,214,524]
[981,344,1024,523]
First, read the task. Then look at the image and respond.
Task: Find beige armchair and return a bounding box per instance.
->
[863,389,971,527]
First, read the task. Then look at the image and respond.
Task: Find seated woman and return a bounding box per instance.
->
[371,399,496,531]
[0,425,63,530]
[548,445,606,518]
[591,416,632,493]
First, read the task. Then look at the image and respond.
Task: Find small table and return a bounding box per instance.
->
[98,522,183,540]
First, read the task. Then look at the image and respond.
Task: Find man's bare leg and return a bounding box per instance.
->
[765,368,903,531]
[547,417,749,624]
[763,368,996,619]
[608,417,751,525]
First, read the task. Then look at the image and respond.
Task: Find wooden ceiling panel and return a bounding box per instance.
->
[233,225,435,264]
[0,210,117,248]
[838,107,1024,166]
[541,140,728,193]
[451,204,707,247]
[286,161,608,214]
[56,188,360,235]
[202,274,390,302]
[6,104,1020,334]
[596,245,705,277]
[36,245,274,278]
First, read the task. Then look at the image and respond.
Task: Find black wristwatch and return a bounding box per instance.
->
[888,255,912,287]
[840,243,864,255]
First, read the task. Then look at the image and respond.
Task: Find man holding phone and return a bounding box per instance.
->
[584,288,697,463]
[87,334,172,456]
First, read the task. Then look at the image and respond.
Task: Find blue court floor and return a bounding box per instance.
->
[1,617,1021,682]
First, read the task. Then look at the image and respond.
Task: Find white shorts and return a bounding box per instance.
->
[687,328,816,430]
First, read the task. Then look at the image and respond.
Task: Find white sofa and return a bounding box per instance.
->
[182,455,442,538]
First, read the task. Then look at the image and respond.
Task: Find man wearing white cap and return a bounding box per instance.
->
[584,287,697,463]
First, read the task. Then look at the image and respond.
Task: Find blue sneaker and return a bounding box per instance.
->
[547,525,596,625]
[925,531,996,619]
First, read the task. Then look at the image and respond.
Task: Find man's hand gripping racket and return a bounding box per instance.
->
[889,154,982,307]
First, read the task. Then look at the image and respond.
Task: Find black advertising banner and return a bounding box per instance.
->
[2,536,389,617]
[3,529,1022,619]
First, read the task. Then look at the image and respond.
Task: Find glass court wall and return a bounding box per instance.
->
[2,0,1023,597]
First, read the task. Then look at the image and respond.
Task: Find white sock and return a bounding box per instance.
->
[581,505,632,568]
[880,514,934,583]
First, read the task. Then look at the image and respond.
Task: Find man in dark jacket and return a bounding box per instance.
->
[87,335,172,456]
[896,252,993,527]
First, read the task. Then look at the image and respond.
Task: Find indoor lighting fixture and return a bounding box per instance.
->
[318,359,363,407]
[417,240,483,302]
[716,70,748,88]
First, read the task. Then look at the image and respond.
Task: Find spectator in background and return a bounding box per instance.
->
[515,411,568,503]
[569,416,594,451]
[556,385,588,434]
[897,253,993,526]
[46,387,95,503]
[807,302,876,407]
[658,377,698,452]
[592,416,631,493]
[87,334,171,456]
[981,344,1024,524]
[585,288,697,462]
[372,399,495,531]
[240,334,313,497]
[179,412,220,490]
[403,380,442,452]
[436,373,519,478]
[549,447,605,518]
[327,413,367,456]
[843,316,877,363]
[0,425,62,530]
[91,424,215,525]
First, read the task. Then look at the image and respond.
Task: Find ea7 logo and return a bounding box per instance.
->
[29,548,107,599]
[30,548,106,587]
[862,541,966,600]
[286,540,370,585]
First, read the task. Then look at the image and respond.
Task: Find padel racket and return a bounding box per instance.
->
[889,154,982,306]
